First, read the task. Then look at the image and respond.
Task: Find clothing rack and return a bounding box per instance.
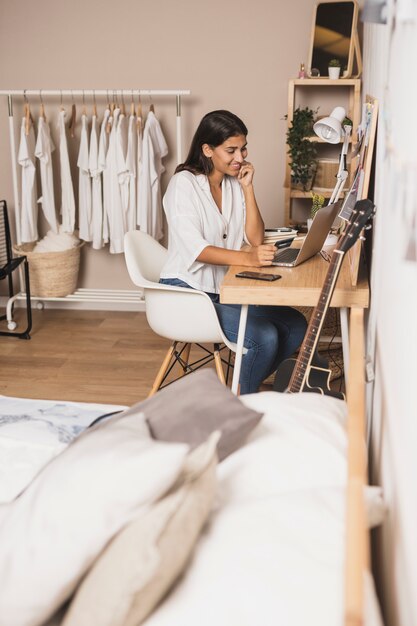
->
[0,88,190,311]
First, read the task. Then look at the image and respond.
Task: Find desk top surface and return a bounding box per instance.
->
[220,251,369,308]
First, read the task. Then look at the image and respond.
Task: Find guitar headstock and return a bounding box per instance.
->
[336,199,375,254]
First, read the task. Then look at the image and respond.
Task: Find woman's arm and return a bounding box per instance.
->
[197,244,276,267]
[197,161,275,267]
[238,162,264,246]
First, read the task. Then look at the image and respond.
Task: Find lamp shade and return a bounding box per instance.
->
[313,106,346,143]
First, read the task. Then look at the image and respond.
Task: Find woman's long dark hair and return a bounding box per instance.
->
[176,110,248,176]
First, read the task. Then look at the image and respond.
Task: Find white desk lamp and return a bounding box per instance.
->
[313,106,352,205]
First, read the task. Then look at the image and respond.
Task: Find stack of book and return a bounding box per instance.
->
[263,228,298,244]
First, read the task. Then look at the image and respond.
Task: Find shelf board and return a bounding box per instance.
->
[288,188,346,199]
[290,78,361,87]
[306,136,346,144]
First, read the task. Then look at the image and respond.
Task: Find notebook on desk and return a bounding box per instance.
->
[271,200,342,267]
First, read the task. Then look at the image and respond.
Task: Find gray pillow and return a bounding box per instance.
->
[122,370,263,461]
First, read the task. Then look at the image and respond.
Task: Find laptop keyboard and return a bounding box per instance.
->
[273,247,299,263]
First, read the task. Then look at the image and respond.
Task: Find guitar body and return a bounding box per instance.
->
[273,358,345,400]
[270,200,374,401]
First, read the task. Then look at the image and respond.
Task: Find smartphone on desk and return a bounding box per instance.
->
[274,237,295,249]
[235,271,282,282]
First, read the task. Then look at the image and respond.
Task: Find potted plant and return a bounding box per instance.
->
[286,106,318,191]
[307,192,325,230]
[328,59,341,79]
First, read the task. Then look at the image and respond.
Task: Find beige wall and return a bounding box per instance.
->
[0,0,315,290]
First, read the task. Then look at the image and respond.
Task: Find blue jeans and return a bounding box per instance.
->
[159,278,307,394]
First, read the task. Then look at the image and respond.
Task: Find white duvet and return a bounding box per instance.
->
[144,391,384,626]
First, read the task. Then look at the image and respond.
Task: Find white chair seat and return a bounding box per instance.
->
[124,230,243,396]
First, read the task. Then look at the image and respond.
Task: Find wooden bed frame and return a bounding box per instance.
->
[345,307,368,626]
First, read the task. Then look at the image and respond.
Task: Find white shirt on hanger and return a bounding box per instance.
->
[57,109,76,234]
[160,171,246,294]
[89,113,104,250]
[137,110,168,241]
[35,116,58,234]
[105,108,125,253]
[136,115,143,227]
[116,111,129,231]
[77,113,92,242]
[17,117,38,243]
[126,113,137,232]
[98,108,111,245]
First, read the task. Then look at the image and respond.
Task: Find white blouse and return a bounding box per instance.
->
[160,171,247,294]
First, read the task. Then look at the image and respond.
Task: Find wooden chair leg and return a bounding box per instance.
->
[213,343,226,385]
[181,343,191,376]
[148,342,177,397]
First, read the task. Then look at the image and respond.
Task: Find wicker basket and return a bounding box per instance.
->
[13,242,84,297]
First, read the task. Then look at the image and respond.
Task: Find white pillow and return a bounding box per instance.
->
[217,391,348,506]
[236,392,386,528]
[0,411,189,626]
[0,395,126,503]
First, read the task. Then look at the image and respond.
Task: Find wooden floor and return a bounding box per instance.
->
[0,309,179,406]
[0,308,344,406]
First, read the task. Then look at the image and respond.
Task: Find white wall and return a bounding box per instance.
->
[0,0,315,291]
[363,13,417,626]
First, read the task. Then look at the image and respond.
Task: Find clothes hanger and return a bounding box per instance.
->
[136,91,143,132]
[148,91,154,113]
[68,90,77,138]
[120,90,126,116]
[93,90,97,117]
[23,90,32,135]
[82,90,87,117]
[110,90,116,114]
[39,90,45,120]
[106,90,114,134]
[130,90,135,117]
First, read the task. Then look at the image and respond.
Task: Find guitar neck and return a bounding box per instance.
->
[287,251,345,393]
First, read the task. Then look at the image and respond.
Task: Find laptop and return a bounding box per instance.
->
[272,200,342,267]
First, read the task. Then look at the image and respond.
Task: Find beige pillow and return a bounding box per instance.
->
[62,432,219,626]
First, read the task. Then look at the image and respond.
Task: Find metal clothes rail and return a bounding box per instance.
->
[0,88,190,311]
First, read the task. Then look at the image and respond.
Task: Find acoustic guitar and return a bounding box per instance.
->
[273,199,375,399]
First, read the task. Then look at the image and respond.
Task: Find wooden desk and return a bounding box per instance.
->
[220,252,369,393]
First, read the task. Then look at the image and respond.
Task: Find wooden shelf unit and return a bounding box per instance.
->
[284,78,361,226]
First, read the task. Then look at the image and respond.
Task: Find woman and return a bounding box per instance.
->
[160,110,306,393]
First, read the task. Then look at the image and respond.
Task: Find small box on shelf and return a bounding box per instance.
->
[314,159,351,190]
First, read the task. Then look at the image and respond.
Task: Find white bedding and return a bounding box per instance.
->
[0,396,126,503]
[144,391,384,626]
[1,391,384,626]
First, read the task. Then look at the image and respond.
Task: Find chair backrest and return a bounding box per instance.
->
[124,229,237,349]
[0,200,12,271]
[124,230,168,287]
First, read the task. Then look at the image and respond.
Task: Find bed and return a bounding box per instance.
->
[0,309,384,626]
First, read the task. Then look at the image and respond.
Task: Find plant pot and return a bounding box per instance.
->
[328,67,341,79]
[291,179,315,192]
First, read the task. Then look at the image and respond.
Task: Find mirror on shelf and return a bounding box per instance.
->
[308,1,361,78]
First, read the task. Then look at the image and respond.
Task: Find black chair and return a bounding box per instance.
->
[0,200,32,339]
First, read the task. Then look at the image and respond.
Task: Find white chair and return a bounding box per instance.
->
[124,230,243,397]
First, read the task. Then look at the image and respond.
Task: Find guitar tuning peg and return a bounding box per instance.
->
[364,224,373,230]
[359,236,366,241]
